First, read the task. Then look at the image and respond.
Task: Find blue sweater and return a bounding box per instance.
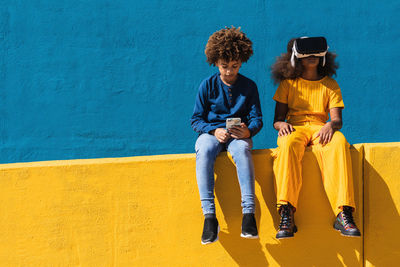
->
[191,73,263,137]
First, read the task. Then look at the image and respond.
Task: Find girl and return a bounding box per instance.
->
[271,37,360,239]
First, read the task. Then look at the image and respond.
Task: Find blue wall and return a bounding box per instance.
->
[1,0,399,163]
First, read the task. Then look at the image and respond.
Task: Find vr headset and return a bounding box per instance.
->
[290,37,328,67]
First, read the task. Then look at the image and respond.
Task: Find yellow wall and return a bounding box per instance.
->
[0,143,398,266]
[363,143,400,267]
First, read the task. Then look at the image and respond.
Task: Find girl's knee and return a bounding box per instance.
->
[278,135,304,152]
[330,131,348,146]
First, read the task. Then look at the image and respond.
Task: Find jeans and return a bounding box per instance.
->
[195,133,255,215]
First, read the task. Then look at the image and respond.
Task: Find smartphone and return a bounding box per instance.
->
[226,118,242,129]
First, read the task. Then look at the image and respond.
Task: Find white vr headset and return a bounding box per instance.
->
[290,37,329,67]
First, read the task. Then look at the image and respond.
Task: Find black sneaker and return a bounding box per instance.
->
[334,206,361,237]
[201,215,219,245]
[276,203,297,239]
[241,213,259,239]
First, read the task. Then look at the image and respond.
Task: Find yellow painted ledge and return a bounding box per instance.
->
[363,143,400,267]
[0,143,398,266]
[0,153,196,170]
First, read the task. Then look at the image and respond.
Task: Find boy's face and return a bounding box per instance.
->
[216,59,242,85]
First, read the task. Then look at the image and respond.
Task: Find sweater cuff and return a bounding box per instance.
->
[248,127,255,138]
[204,125,218,135]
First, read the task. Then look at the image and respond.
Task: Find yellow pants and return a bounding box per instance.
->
[273,123,355,215]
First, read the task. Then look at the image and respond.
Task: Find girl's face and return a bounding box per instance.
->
[301,56,320,69]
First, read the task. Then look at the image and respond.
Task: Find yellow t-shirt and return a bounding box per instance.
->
[273,76,344,125]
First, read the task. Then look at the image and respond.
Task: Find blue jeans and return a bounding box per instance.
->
[195,133,255,215]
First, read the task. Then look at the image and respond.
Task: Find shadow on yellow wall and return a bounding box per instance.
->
[214,147,362,267]
[215,151,270,266]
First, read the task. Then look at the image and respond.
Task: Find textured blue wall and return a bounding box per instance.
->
[1,0,399,163]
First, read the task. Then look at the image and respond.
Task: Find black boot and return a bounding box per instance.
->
[201,214,219,244]
[276,203,297,239]
[334,206,361,237]
[241,213,258,239]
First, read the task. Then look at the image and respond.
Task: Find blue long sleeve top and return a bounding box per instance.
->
[191,73,263,137]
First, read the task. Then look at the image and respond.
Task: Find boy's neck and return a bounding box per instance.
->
[220,74,239,86]
[301,68,322,81]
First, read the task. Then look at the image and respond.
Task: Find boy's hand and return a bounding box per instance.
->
[229,123,250,139]
[274,121,295,136]
[212,128,231,143]
[316,122,335,145]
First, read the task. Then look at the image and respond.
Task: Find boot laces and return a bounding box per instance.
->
[278,204,292,229]
[342,207,355,226]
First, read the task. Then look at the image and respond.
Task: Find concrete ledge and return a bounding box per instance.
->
[363,143,400,267]
[0,143,398,266]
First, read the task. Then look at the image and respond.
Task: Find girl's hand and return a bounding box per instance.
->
[211,128,231,143]
[229,123,251,139]
[274,121,295,136]
[273,102,293,136]
[316,108,343,145]
[316,122,335,145]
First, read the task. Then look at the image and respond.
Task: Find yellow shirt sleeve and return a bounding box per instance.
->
[273,81,289,104]
[328,82,345,109]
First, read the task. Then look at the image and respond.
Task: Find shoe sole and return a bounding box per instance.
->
[334,228,361,237]
[333,222,361,237]
[276,225,298,239]
[240,233,259,239]
[201,226,220,245]
[340,233,361,237]
[276,235,294,239]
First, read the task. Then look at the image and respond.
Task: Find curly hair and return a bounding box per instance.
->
[205,26,253,65]
[271,38,339,84]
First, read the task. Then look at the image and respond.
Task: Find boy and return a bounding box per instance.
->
[191,27,263,244]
